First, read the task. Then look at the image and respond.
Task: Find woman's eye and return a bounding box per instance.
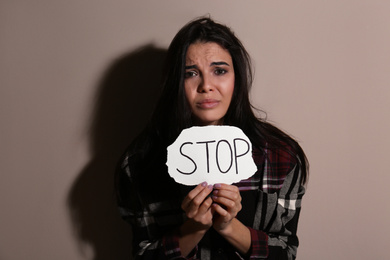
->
[185,71,197,78]
[214,68,227,75]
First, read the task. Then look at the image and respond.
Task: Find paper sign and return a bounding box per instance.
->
[166,125,257,186]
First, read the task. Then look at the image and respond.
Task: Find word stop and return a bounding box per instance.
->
[177,138,250,175]
[167,126,257,186]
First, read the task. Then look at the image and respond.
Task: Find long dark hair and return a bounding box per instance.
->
[132,17,308,185]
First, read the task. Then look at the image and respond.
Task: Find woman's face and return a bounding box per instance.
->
[184,42,235,126]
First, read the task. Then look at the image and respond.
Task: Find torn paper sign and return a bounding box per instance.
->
[166,125,257,186]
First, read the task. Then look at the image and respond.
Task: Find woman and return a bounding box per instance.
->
[116,17,308,259]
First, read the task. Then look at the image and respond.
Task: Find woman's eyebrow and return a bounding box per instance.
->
[185,62,229,70]
[210,61,229,66]
[185,64,198,70]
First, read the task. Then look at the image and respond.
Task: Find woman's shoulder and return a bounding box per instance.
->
[254,141,299,176]
[249,120,308,185]
[267,143,298,164]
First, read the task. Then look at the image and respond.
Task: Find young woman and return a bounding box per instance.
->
[116,17,308,260]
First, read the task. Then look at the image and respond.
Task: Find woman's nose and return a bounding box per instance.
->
[197,76,214,93]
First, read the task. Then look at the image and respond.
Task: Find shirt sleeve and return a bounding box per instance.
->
[246,227,269,258]
[116,153,197,259]
[162,230,198,259]
[246,162,305,260]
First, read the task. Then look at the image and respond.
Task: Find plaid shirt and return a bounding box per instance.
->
[117,145,305,260]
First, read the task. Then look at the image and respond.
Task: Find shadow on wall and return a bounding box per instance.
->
[67,45,167,260]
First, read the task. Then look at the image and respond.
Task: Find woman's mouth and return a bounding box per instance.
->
[196,99,220,109]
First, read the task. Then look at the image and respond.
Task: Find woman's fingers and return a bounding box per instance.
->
[212,184,241,208]
[213,183,241,198]
[182,182,210,210]
[212,195,239,210]
[213,190,241,204]
[181,182,213,217]
[211,184,241,232]
[180,182,214,231]
[211,202,233,232]
[211,183,242,228]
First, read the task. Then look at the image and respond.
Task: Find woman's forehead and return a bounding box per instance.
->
[185,42,232,65]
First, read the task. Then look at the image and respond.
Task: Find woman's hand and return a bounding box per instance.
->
[181,182,214,232]
[179,183,249,256]
[211,183,242,233]
[178,182,214,256]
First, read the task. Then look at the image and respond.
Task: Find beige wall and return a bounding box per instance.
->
[1,1,389,259]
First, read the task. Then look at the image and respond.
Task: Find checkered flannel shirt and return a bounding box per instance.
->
[117,145,305,259]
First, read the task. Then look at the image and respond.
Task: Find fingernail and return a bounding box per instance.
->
[201,182,207,187]
[214,183,221,188]
[207,184,213,190]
